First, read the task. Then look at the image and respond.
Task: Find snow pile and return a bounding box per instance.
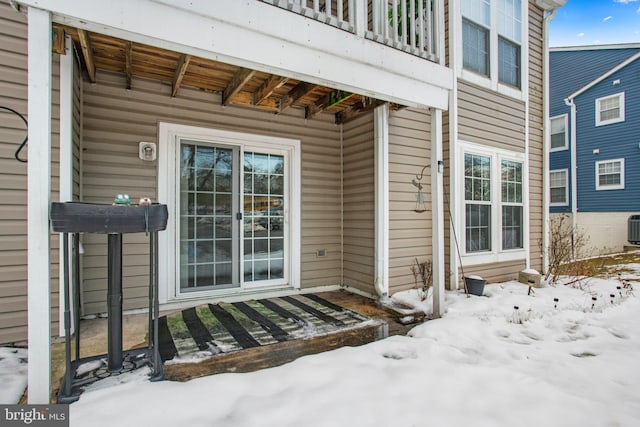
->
[69,276,640,427]
[0,347,27,404]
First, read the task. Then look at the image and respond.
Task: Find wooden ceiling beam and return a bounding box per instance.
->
[254,75,289,106]
[77,29,96,83]
[222,67,256,106]
[278,82,317,114]
[125,41,133,89]
[335,97,386,124]
[306,90,354,119]
[171,54,192,97]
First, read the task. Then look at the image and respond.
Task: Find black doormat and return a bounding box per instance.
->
[158,294,375,363]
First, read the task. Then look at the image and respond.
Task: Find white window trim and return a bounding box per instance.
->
[549,114,568,152]
[595,92,625,127]
[549,168,569,207]
[457,0,528,101]
[458,141,527,265]
[157,122,301,304]
[595,158,625,191]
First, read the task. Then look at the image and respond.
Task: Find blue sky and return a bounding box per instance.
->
[550,0,640,47]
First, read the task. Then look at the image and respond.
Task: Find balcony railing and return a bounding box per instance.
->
[259,0,439,62]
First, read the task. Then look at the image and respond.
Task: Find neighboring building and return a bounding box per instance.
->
[549,44,640,254]
[0,0,563,402]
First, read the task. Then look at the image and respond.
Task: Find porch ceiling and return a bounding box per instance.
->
[58,25,396,124]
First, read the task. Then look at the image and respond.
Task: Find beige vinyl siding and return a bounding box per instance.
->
[81,71,342,314]
[528,1,544,273]
[388,108,432,294]
[462,259,526,284]
[342,112,375,294]
[0,1,61,343]
[458,81,526,152]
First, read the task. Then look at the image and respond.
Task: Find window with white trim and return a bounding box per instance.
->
[595,92,625,126]
[550,115,568,151]
[596,159,624,190]
[549,169,568,206]
[501,159,523,250]
[464,153,492,252]
[462,0,523,90]
[462,144,526,260]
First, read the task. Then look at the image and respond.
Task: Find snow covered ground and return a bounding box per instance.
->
[3,263,640,426]
[0,346,27,404]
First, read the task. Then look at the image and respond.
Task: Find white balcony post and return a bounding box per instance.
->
[353,0,366,37]
[431,108,445,317]
[27,6,53,404]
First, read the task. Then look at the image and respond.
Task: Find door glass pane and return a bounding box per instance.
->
[243,151,285,282]
[180,142,236,290]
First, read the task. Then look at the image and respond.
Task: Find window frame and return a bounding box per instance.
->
[500,159,524,251]
[459,142,527,264]
[459,0,526,99]
[595,92,625,127]
[549,168,569,207]
[549,114,568,152]
[595,158,625,191]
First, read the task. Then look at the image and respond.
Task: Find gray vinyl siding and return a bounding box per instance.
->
[528,1,544,273]
[81,71,343,314]
[388,108,432,294]
[458,81,526,153]
[0,1,60,344]
[342,113,375,295]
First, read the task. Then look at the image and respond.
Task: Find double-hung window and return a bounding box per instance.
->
[549,169,568,206]
[550,115,568,151]
[501,160,523,250]
[596,159,624,190]
[462,0,523,91]
[464,153,492,252]
[595,93,625,126]
[462,144,526,260]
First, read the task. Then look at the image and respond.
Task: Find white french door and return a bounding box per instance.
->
[159,123,301,302]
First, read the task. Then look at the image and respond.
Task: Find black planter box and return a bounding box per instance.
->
[50,202,168,234]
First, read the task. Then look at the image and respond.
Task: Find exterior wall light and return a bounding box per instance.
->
[139,142,157,161]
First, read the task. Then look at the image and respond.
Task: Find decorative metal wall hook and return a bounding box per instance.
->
[412,165,429,213]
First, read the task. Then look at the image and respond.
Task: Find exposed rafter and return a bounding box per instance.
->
[278,82,317,114]
[125,41,132,90]
[222,67,256,106]
[306,90,354,119]
[335,98,386,124]
[254,75,289,106]
[171,53,191,97]
[76,29,96,83]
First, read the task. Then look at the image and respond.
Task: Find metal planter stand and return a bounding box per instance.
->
[50,202,168,403]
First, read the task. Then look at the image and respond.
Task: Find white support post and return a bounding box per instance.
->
[59,35,74,336]
[430,108,445,317]
[27,6,53,404]
[374,103,389,298]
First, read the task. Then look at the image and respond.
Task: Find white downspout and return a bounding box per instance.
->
[542,9,557,273]
[374,103,389,298]
[565,96,578,258]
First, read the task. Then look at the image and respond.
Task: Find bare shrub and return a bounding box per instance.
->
[545,214,598,286]
[411,258,433,301]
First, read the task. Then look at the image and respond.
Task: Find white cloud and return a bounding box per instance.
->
[614,0,639,4]
[603,15,613,21]
[577,32,585,37]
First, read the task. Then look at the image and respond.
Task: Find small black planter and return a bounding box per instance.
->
[465,276,486,296]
